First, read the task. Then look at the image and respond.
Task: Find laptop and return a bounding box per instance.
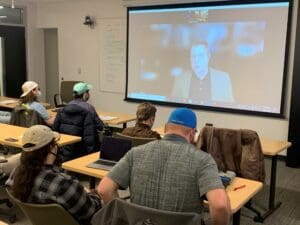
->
[87,136,132,170]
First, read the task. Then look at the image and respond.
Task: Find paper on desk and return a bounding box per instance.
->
[99,115,118,121]
[0,99,18,105]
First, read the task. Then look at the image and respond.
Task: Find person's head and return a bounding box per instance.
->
[11,125,60,201]
[190,41,211,80]
[73,82,92,102]
[165,107,197,143]
[20,81,41,104]
[136,102,157,128]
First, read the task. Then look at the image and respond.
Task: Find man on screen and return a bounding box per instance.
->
[171,41,234,103]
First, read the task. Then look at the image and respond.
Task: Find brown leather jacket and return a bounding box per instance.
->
[196,126,265,182]
[122,123,161,139]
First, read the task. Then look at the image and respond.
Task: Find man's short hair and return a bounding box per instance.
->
[191,40,210,52]
[136,102,156,122]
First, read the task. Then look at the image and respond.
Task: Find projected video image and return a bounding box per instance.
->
[127,1,290,116]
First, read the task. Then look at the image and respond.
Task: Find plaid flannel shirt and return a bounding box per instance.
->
[6,165,101,225]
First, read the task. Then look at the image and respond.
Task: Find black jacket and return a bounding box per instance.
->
[53,104,100,161]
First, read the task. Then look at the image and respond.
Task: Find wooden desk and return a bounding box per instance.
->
[260,138,291,220]
[62,152,262,225]
[0,96,19,110]
[0,96,50,110]
[97,111,136,128]
[48,109,136,128]
[62,152,106,178]
[0,123,81,148]
[153,127,291,221]
[227,177,263,225]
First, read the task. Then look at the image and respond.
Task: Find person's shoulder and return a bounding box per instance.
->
[29,101,43,107]
[122,127,134,134]
[210,67,229,78]
[185,144,214,161]
[43,165,74,180]
[210,68,232,88]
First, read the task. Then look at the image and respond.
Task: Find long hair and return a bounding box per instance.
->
[20,91,38,104]
[11,140,55,202]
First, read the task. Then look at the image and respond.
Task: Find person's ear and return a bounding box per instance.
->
[83,92,89,101]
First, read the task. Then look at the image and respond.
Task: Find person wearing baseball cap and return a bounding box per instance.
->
[98,107,230,225]
[19,81,55,126]
[6,125,101,224]
[53,82,104,161]
[67,82,104,130]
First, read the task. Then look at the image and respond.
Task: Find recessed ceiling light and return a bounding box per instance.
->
[0,6,4,9]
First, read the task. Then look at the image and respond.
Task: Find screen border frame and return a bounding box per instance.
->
[125,0,294,118]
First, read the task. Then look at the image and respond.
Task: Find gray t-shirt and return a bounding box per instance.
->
[108,134,223,214]
[27,102,50,120]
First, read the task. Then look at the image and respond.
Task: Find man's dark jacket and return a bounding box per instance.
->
[53,104,100,161]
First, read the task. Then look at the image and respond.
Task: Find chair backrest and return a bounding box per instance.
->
[197,125,265,182]
[6,189,79,225]
[91,198,203,225]
[113,132,156,147]
[60,81,81,104]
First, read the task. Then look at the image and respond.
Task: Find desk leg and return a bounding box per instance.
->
[260,155,282,220]
[232,210,240,225]
[89,177,96,189]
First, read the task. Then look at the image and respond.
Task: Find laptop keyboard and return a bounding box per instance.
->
[95,159,115,167]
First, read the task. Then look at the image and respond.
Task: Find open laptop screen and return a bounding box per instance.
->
[100,136,132,161]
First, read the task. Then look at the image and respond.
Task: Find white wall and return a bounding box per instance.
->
[21,0,298,147]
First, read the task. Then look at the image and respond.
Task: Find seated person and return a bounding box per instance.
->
[6,125,101,225]
[19,81,54,126]
[171,41,234,103]
[98,108,230,225]
[53,82,104,161]
[122,102,161,139]
[69,82,104,130]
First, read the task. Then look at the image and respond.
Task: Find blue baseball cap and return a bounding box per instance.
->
[167,108,197,129]
[73,82,93,95]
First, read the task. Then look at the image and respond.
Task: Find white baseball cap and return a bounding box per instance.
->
[20,81,38,97]
[22,125,60,152]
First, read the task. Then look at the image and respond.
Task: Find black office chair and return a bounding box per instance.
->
[54,81,81,108]
[113,132,156,147]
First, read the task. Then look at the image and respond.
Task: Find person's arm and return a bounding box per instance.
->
[31,102,55,126]
[97,176,120,204]
[89,105,104,130]
[97,151,132,204]
[57,178,101,223]
[45,116,55,126]
[206,188,231,225]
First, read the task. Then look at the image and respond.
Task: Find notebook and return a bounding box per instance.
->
[87,136,132,170]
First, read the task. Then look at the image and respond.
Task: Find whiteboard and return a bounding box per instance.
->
[99,18,126,93]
